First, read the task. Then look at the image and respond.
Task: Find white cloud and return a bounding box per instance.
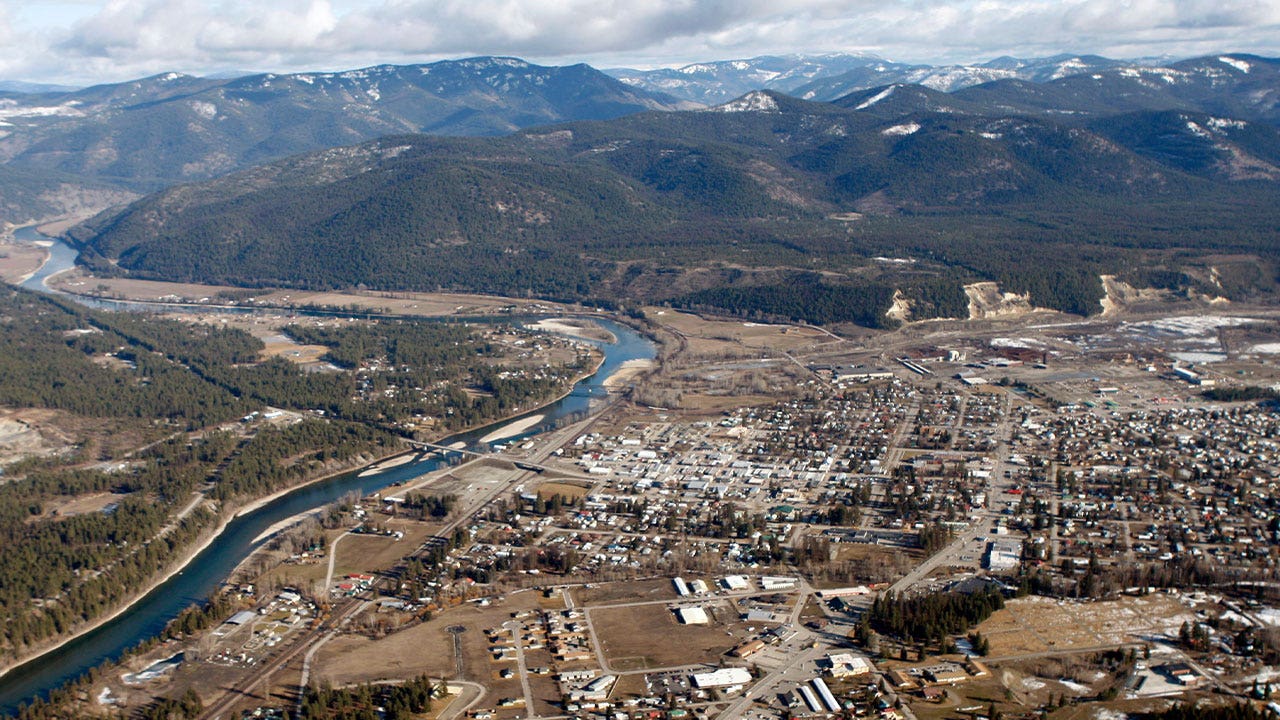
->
[1,0,1277,84]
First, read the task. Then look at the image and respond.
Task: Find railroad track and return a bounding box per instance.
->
[199,598,366,720]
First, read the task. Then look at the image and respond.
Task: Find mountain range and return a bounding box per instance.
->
[70,79,1280,324]
[2,51,1274,223]
[606,53,1137,104]
[6,50,1280,325]
[0,57,692,221]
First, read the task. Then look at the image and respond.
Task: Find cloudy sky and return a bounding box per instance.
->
[4,0,1279,85]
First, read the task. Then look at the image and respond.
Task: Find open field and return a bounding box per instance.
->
[30,491,129,520]
[643,307,832,357]
[533,480,592,501]
[333,520,447,576]
[0,407,158,466]
[977,593,1198,658]
[570,578,680,606]
[589,602,741,670]
[48,271,568,318]
[0,241,47,284]
[53,271,262,302]
[254,289,553,317]
[314,591,547,687]
[260,333,330,364]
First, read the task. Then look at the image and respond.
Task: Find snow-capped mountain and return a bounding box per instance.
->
[607,53,888,105]
[0,57,692,191]
[608,53,1134,104]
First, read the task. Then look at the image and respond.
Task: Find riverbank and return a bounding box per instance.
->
[603,358,657,388]
[0,299,653,713]
[527,317,617,343]
[0,343,608,681]
[0,444,414,682]
[478,413,545,444]
[0,225,50,285]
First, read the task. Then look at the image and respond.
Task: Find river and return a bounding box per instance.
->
[0,229,656,713]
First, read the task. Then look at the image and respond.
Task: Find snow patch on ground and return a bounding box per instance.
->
[1021,677,1046,690]
[189,101,217,119]
[1256,608,1280,627]
[882,122,920,136]
[856,85,896,110]
[1219,56,1252,73]
[1058,678,1090,694]
[714,91,778,113]
[1168,352,1228,364]
[1248,343,1280,354]
[1208,117,1247,131]
[0,101,84,122]
[991,337,1044,349]
[1126,315,1254,338]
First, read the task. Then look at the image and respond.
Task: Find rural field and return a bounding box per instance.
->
[977,593,1198,658]
[589,601,743,670]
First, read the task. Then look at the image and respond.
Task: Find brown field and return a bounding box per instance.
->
[570,577,679,606]
[976,593,1197,659]
[526,666,563,716]
[534,480,592,501]
[332,519,445,577]
[589,602,741,670]
[35,491,131,519]
[314,591,546,686]
[0,407,158,465]
[676,392,780,412]
[260,334,330,364]
[612,674,649,699]
[52,271,263,302]
[47,271,566,319]
[644,307,832,357]
[254,289,552,317]
[0,241,48,283]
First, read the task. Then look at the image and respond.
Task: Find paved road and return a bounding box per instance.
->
[505,621,537,717]
[887,390,1017,596]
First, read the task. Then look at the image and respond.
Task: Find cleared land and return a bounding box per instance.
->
[570,578,680,606]
[533,480,592,501]
[589,602,741,670]
[644,307,832,358]
[313,591,546,686]
[976,593,1197,658]
[0,241,48,284]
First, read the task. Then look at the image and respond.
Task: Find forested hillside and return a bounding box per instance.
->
[73,88,1280,325]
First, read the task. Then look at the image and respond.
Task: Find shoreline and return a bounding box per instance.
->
[477,413,545,444]
[0,445,412,682]
[0,340,614,684]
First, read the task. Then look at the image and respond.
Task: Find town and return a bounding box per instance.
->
[54,306,1280,720]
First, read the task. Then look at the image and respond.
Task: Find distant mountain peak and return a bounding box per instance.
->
[713,90,781,113]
